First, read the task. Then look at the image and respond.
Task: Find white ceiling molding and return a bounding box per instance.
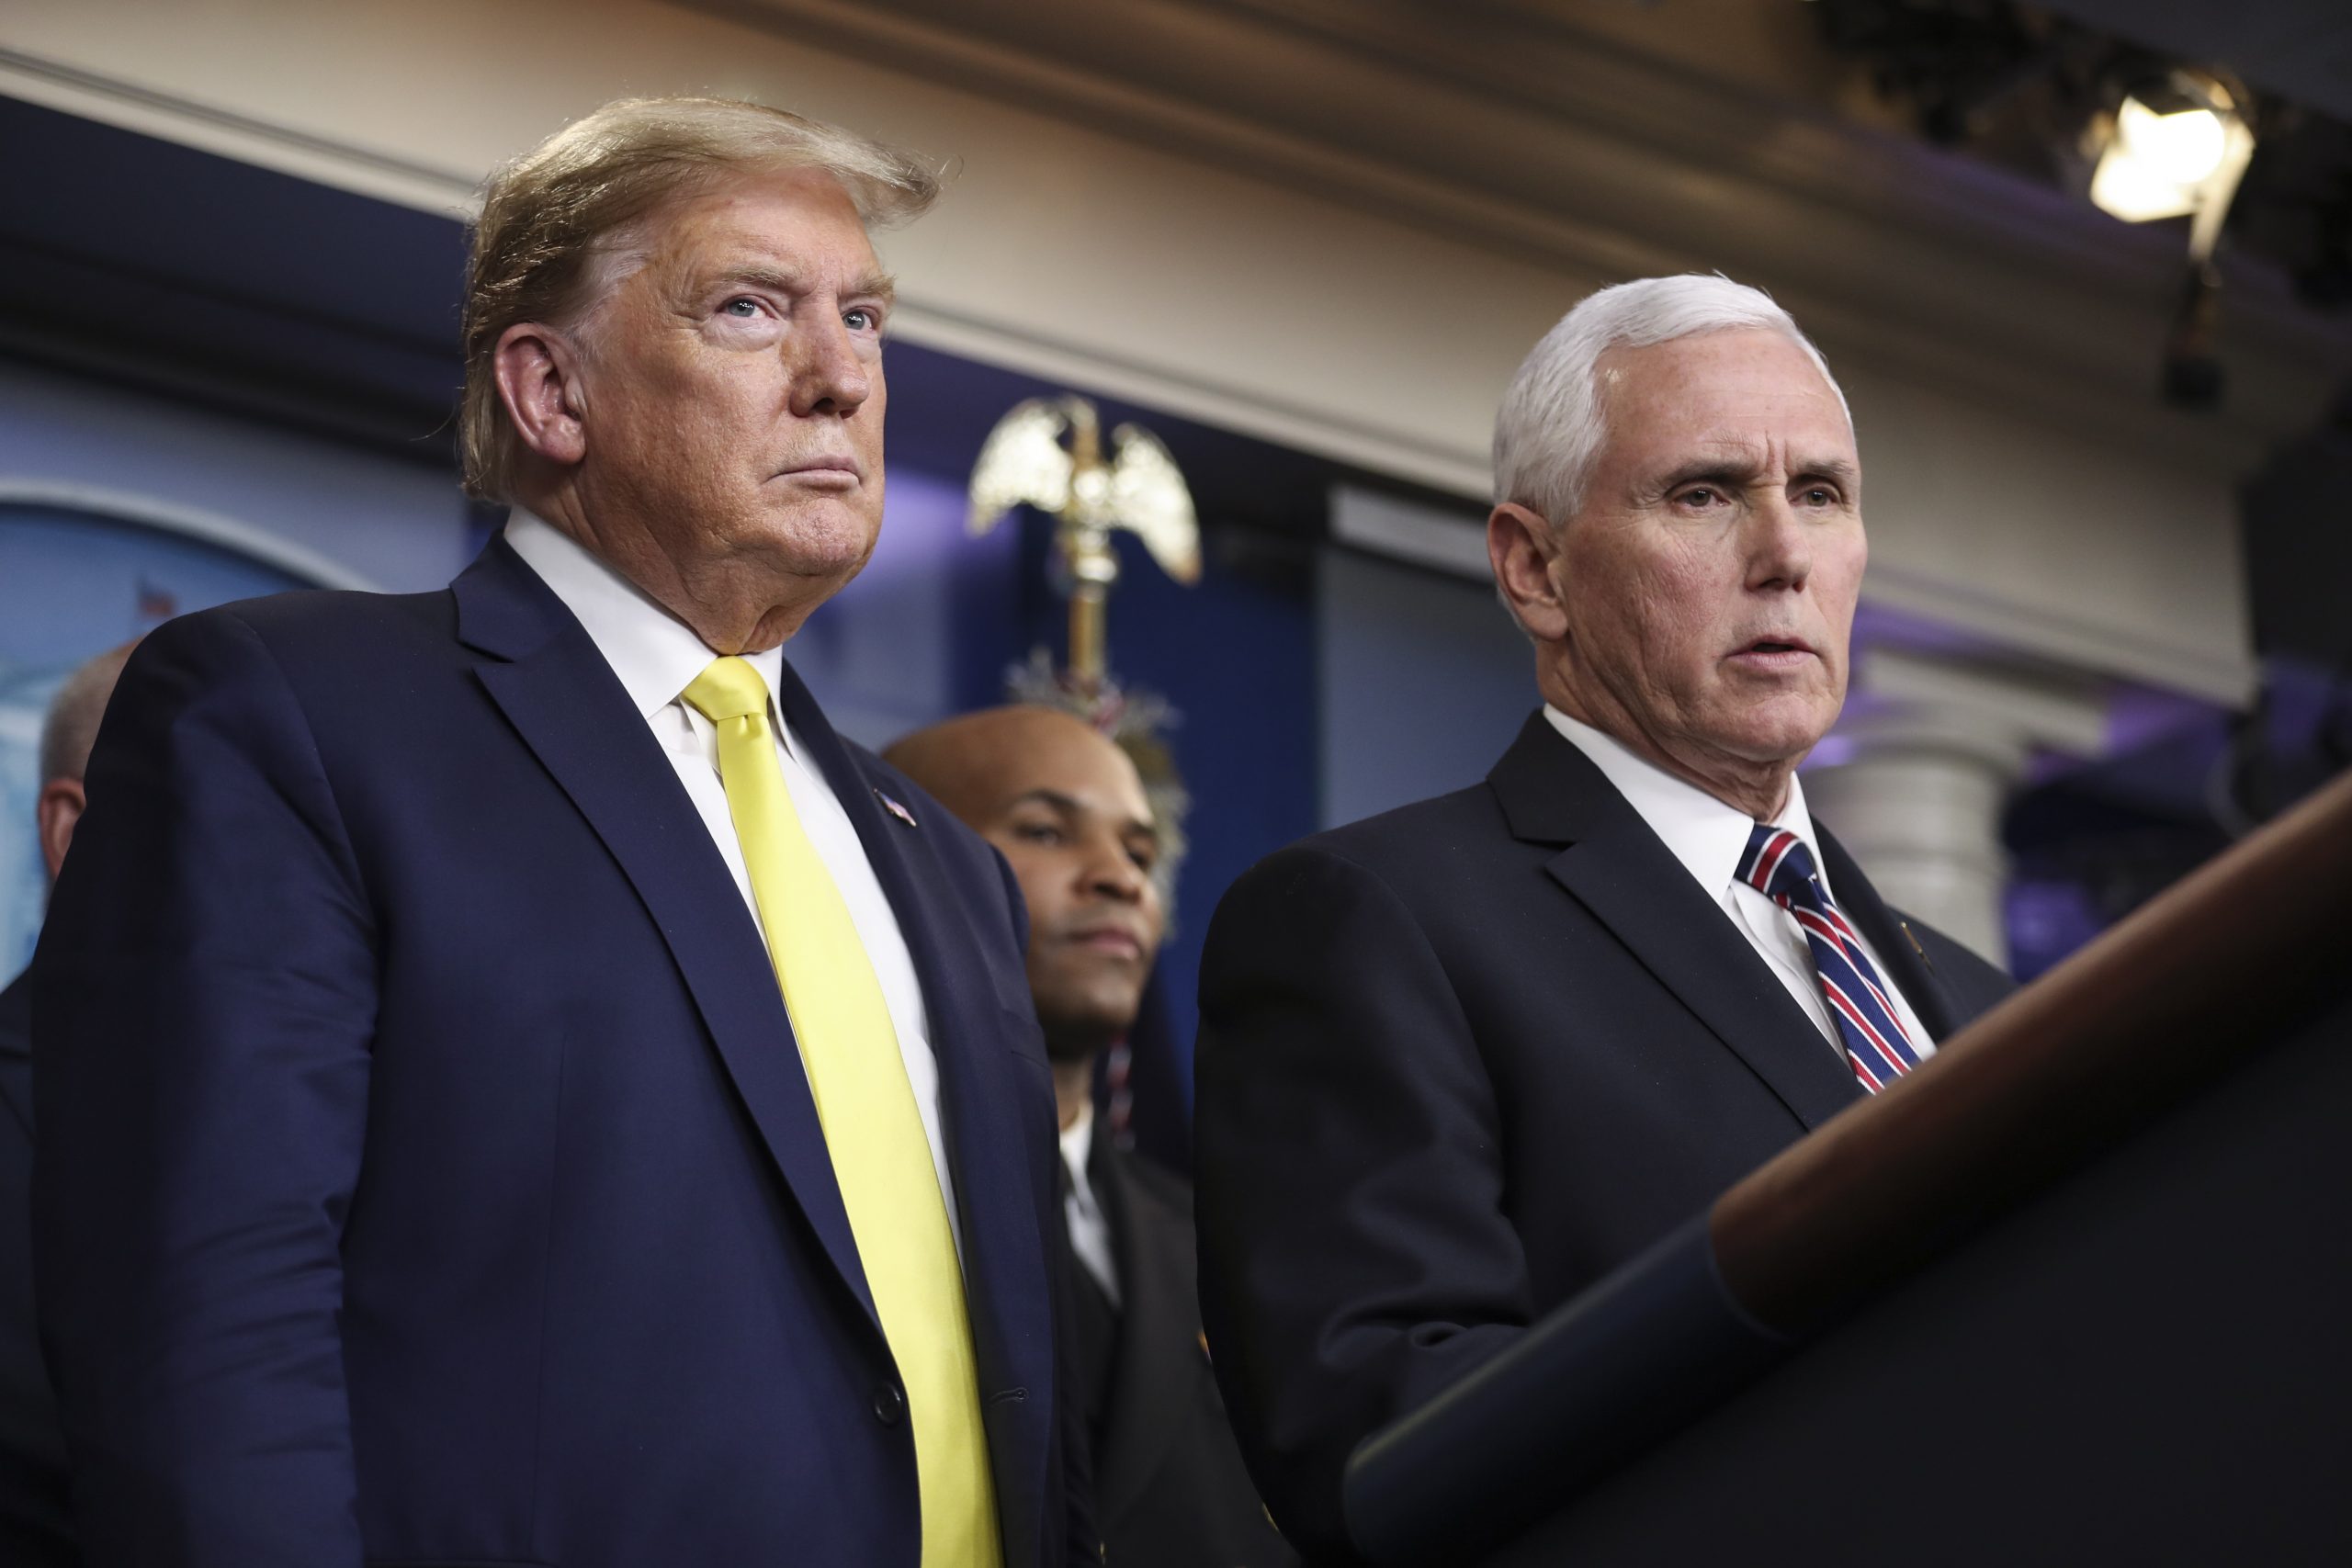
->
[690,0,2348,469]
[0,45,477,217]
[896,301,1493,496]
[0,0,2277,693]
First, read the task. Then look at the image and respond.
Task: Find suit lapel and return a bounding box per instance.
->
[453,541,879,1329]
[767,656,1053,1568]
[1090,1143,1205,1529]
[1488,714,1860,1132]
[1815,824,1963,1044]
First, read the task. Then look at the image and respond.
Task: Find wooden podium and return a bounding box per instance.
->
[1342,769,2352,1566]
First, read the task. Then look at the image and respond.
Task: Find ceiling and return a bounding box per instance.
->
[688,0,2351,467]
[2036,0,2352,121]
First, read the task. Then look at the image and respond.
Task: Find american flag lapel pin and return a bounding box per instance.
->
[876,789,919,829]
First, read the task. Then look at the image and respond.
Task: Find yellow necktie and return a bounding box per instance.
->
[683,658,1000,1568]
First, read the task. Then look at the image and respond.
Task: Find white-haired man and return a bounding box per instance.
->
[36,100,1091,1568]
[1193,275,2015,1561]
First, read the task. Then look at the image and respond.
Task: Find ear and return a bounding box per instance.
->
[36,778,85,884]
[492,322,591,468]
[1488,502,1568,641]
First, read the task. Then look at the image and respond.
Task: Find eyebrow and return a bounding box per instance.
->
[1651,455,1859,492]
[1010,787,1155,839]
[1653,457,1764,494]
[1792,457,1860,487]
[707,264,898,307]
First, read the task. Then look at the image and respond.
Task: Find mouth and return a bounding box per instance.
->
[1728,635,1817,671]
[775,456,865,488]
[1061,926,1146,963]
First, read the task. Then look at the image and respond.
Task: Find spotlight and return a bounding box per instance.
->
[2087,73,2254,251]
[2084,71,2257,409]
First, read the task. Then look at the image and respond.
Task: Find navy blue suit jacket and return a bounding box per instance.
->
[1194,714,2015,1562]
[32,537,1091,1567]
[0,976,74,1567]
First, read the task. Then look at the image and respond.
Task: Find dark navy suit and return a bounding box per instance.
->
[1194,714,2015,1562]
[0,975,74,1567]
[1079,1137,1294,1568]
[31,537,1090,1567]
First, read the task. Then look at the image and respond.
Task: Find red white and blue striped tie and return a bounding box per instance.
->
[1737,823,1922,1095]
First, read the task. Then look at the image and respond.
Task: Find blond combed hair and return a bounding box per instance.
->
[459,96,942,501]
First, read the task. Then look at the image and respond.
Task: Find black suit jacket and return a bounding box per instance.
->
[1193,714,2014,1562]
[1084,1139,1295,1568]
[0,975,74,1567]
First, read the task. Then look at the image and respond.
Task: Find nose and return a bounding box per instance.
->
[787,309,873,418]
[1079,830,1148,906]
[1746,491,1814,594]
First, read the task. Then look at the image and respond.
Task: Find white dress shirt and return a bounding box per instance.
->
[505,509,962,1249]
[1057,1104,1121,1307]
[1543,705,1933,1062]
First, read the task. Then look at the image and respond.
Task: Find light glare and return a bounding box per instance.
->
[2116,97,2228,186]
[2089,92,2246,226]
[2089,149,2197,223]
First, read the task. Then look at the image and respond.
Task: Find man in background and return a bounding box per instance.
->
[0,639,131,1568]
[1194,275,2016,1559]
[889,706,1295,1568]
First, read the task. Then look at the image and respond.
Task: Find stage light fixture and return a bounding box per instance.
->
[2088,75,2254,243]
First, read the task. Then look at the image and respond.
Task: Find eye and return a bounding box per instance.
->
[1797,485,1840,508]
[1126,843,1159,874]
[721,297,763,318]
[843,305,881,333]
[1012,821,1064,846]
[1676,486,1724,510]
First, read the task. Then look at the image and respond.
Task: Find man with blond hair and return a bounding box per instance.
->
[35,99,1091,1568]
[1194,275,2014,1559]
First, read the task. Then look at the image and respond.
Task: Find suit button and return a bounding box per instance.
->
[873,1385,905,1426]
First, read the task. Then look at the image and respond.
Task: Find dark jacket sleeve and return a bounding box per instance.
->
[979,824,1101,1568]
[1053,1209,1103,1568]
[1193,843,1532,1563]
[31,610,377,1567]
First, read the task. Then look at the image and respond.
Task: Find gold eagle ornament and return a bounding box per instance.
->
[966,394,1201,689]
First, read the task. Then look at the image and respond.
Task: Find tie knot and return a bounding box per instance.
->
[682,656,770,725]
[1737,822,1822,908]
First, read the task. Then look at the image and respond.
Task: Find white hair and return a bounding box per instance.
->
[1491,274,1849,524]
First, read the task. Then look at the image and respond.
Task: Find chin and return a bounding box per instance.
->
[1046,980,1143,1039]
[745,501,879,571]
[1711,697,1838,761]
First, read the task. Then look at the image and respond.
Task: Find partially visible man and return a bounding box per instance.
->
[35,100,1089,1567]
[1194,275,2017,1560]
[0,641,130,1568]
[888,706,1295,1568]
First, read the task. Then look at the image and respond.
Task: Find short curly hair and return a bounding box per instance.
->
[459,96,941,501]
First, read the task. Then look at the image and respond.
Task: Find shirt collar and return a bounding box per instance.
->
[1058,1100,1102,1206]
[503,508,788,721]
[1059,1099,1095,1177]
[1541,704,1823,903]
